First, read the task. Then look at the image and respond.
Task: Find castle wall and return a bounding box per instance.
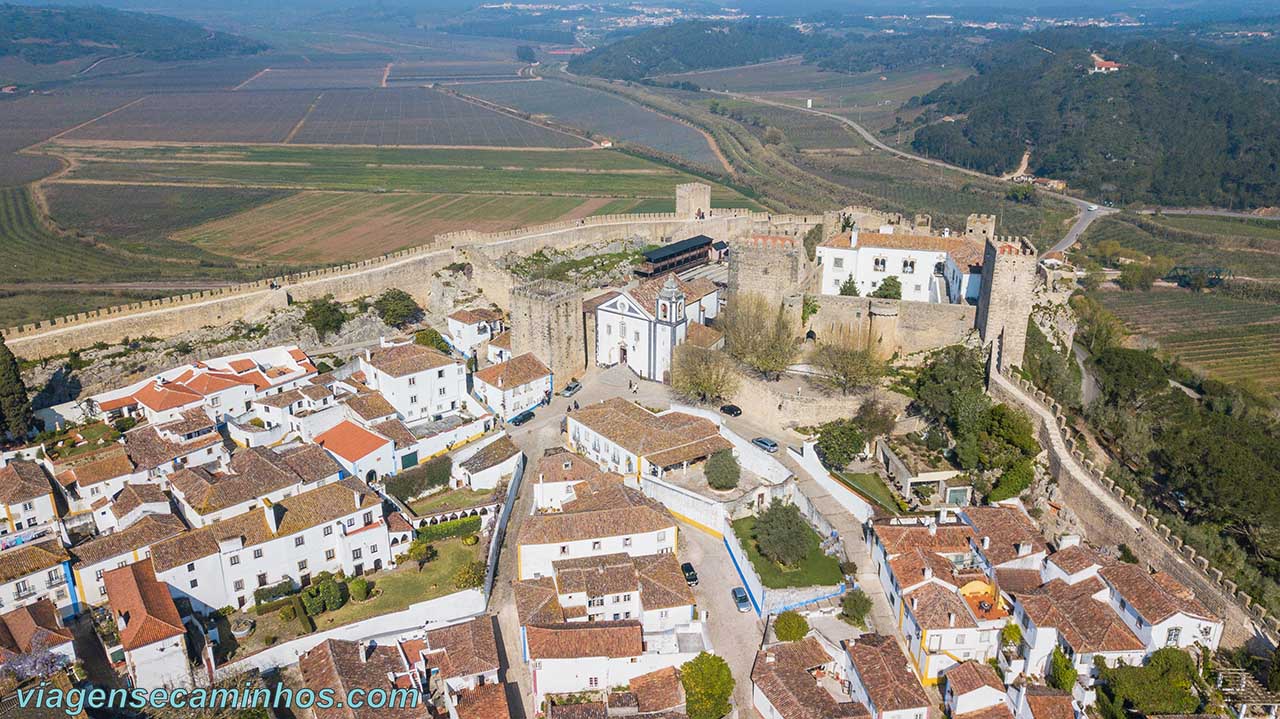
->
[808,296,976,357]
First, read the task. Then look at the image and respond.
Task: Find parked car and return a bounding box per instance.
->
[751,437,779,453]
[732,587,751,612]
[1087,204,1099,212]
[681,562,699,586]
[560,380,582,397]
[720,404,742,417]
[509,410,535,426]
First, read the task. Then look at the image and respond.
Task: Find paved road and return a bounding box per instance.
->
[1136,208,1280,220]
[711,90,1112,256]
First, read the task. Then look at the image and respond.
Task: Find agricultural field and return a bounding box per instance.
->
[705,97,861,150]
[235,66,388,90]
[453,79,722,167]
[0,289,172,330]
[63,91,320,143]
[1081,214,1280,279]
[72,56,276,93]
[44,184,289,266]
[286,87,589,147]
[46,143,756,202]
[388,60,524,83]
[173,191,607,263]
[0,91,146,186]
[1099,287,1280,397]
[589,198,676,214]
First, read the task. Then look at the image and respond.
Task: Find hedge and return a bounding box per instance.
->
[289,596,313,634]
[254,596,294,616]
[253,579,296,606]
[417,515,481,542]
[387,456,452,504]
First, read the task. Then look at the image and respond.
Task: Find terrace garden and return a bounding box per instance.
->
[731,505,842,589]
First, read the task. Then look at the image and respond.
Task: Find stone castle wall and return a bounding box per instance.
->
[510,279,585,384]
[808,295,977,357]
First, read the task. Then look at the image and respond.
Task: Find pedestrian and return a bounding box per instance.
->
[573,400,580,410]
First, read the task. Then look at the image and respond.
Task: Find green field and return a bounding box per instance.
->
[1082,213,1280,279]
[707,97,862,150]
[1098,287,1280,396]
[834,471,901,515]
[47,143,757,202]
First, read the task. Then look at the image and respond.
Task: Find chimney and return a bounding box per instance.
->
[981,536,990,549]
[911,596,918,611]
[263,501,281,533]
[361,642,372,663]
[938,508,951,523]
[353,489,363,510]
[928,522,938,537]
[948,612,956,627]
[922,566,933,581]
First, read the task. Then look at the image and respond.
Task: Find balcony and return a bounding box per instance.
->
[46,576,66,589]
[13,587,36,601]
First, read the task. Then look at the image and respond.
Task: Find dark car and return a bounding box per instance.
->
[560,380,582,397]
[509,410,535,426]
[720,404,742,417]
[681,562,699,586]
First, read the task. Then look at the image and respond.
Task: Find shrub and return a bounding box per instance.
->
[279,604,297,622]
[1001,623,1022,646]
[112,416,137,433]
[681,652,734,719]
[1096,648,1198,719]
[462,534,480,546]
[453,560,487,590]
[705,449,740,491]
[869,276,902,299]
[300,587,325,617]
[319,578,348,612]
[264,635,277,646]
[816,419,867,469]
[253,580,296,606]
[1048,646,1077,691]
[839,560,858,576]
[349,577,370,602]
[289,596,312,634]
[753,499,811,567]
[253,597,294,616]
[414,328,451,353]
[374,289,422,328]
[386,456,452,504]
[417,515,481,542]
[773,611,809,641]
[303,296,346,339]
[987,457,1035,501]
[841,590,872,628]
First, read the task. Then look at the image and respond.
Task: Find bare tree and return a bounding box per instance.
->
[671,345,740,403]
[720,294,798,381]
[811,339,885,395]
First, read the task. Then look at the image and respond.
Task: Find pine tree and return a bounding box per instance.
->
[0,336,32,441]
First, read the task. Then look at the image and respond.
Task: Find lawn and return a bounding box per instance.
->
[228,538,482,658]
[833,471,901,515]
[730,516,843,589]
[43,422,120,460]
[409,488,494,516]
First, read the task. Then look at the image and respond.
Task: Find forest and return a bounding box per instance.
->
[568,20,811,80]
[0,4,265,64]
[910,30,1280,208]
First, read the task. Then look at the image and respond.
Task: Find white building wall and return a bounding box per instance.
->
[518,527,676,580]
[127,636,193,689]
[474,374,551,420]
[641,603,696,633]
[2,493,59,533]
[531,651,698,707]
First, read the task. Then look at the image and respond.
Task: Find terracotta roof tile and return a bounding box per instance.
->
[366,344,458,378]
[955,705,1014,719]
[424,616,500,681]
[342,392,398,422]
[1098,563,1214,623]
[372,419,417,450]
[449,308,501,325]
[131,381,202,412]
[473,353,550,390]
[454,683,511,719]
[569,398,731,468]
[547,703,607,719]
[905,582,978,630]
[0,598,72,658]
[520,499,673,546]
[526,620,643,659]
[123,424,221,472]
[299,638,425,719]
[0,461,52,504]
[552,553,639,597]
[845,634,931,713]
[53,446,135,488]
[513,577,565,625]
[488,332,511,350]
[964,506,1047,567]
[870,520,975,555]
[629,666,684,713]
[945,660,1004,696]
[751,638,866,719]
[1047,545,1100,575]
[1015,577,1144,653]
[855,233,986,270]
[460,436,521,475]
[102,559,185,651]
[537,448,614,486]
[72,513,185,567]
[1025,686,1074,719]
[685,322,723,349]
[316,421,391,463]
[633,553,695,610]
[110,483,169,520]
[995,568,1044,595]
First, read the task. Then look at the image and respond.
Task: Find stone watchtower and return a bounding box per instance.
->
[976,236,1038,371]
[675,182,711,220]
[510,279,586,384]
[727,235,814,308]
[966,214,997,242]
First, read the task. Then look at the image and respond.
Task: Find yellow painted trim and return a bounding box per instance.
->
[74,568,87,604]
[3,504,13,533]
[669,511,721,539]
[941,648,966,664]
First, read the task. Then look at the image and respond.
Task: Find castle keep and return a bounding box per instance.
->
[510,279,586,386]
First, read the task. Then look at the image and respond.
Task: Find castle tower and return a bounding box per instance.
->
[976,236,1038,371]
[727,235,814,310]
[867,300,900,360]
[675,182,712,220]
[913,214,933,235]
[510,279,586,384]
[966,214,997,242]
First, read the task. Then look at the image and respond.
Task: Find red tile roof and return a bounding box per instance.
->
[473,353,550,390]
[526,620,643,659]
[1098,563,1215,623]
[316,421,391,463]
[0,599,72,661]
[132,381,202,412]
[102,559,185,651]
[454,683,511,719]
[945,660,1004,696]
[845,634,931,713]
[752,638,866,719]
[1025,687,1074,719]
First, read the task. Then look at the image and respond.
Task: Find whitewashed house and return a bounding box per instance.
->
[92,483,171,534]
[354,340,467,422]
[52,446,145,523]
[0,538,74,618]
[446,308,504,358]
[452,435,522,492]
[1096,563,1223,653]
[751,636,864,719]
[0,461,58,534]
[816,231,984,304]
[0,598,76,668]
[565,398,731,481]
[71,513,187,607]
[531,448,621,512]
[168,444,343,527]
[943,661,1011,719]
[314,420,395,481]
[121,409,227,482]
[102,559,193,689]
[513,551,695,633]
[472,353,552,421]
[840,634,933,719]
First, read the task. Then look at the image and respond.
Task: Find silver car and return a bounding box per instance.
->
[732,587,751,612]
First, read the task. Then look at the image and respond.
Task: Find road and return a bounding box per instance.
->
[711,90,1113,255]
[1136,207,1279,220]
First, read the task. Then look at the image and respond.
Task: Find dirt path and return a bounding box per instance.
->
[1001,149,1031,180]
[233,68,272,91]
[282,92,324,143]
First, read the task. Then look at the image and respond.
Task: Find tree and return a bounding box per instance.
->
[811,339,885,395]
[406,538,437,569]
[1001,623,1022,646]
[763,126,785,145]
[869,276,902,299]
[753,499,811,567]
[373,289,422,328]
[855,399,897,439]
[515,45,536,62]
[1006,184,1038,204]
[773,611,809,641]
[681,652,734,719]
[705,449,740,491]
[815,419,866,470]
[349,576,370,602]
[720,294,797,381]
[840,590,872,627]
[1093,347,1168,406]
[839,275,861,296]
[671,345,739,403]
[0,335,32,440]
[414,328,452,353]
[303,296,346,340]
[1048,646,1077,691]
[453,560,486,589]
[987,457,1035,501]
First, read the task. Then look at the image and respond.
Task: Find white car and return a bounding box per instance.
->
[1087,204,1099,212]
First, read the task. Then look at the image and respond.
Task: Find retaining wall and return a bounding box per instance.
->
[989,368,1274,650]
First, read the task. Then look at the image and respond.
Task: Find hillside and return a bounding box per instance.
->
[909,31,1280,209]
[568,20,809,81]
[0,4,265,65]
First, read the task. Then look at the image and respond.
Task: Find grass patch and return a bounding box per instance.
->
[408,488,493,516]
[833,471,901,515]
[730,516,842,589]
